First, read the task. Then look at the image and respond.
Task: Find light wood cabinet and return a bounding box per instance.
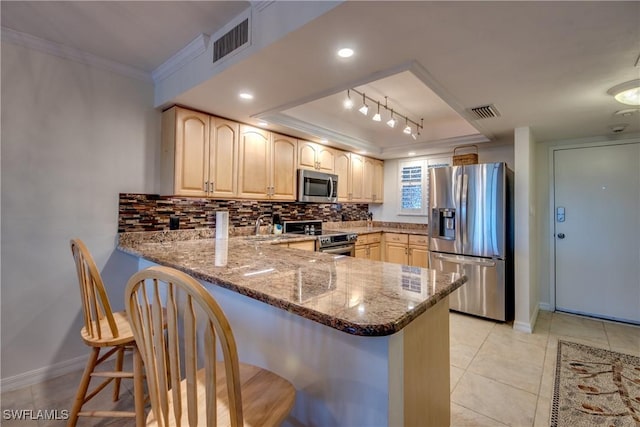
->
[238,125,270,199]
[161,108,241,198]
[334,152,384,203]
[383,233,429,268]
[350,153,365,202]
[372,159,384,203]
[161,106,210,196]
[161,106,383,203]
[334,150,351,201]
[271,133,297,200]
[298,141,334,172]
[209,117,239,197]
[286,240,316,251]
[238,127,297,200]
[355,233,381,261]
[384,233,409,264]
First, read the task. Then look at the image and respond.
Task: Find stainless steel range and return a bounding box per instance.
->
[283,220,357,256]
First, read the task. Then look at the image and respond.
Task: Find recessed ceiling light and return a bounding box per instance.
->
[319,138,328,143]
[408,152,416,156]
[239,92,254,100]
[258,120,268,126]
[337,48,354,58]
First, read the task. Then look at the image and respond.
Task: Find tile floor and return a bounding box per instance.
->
[1,310,638,426]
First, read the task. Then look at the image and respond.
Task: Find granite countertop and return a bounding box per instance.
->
[328,226,429,236]
[117,233,464,337]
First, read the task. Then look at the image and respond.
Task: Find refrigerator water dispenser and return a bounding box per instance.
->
[432,208,456,240]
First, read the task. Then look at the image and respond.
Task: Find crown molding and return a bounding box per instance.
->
[259,112,381,154]
[380,134,490,157]
[151,33,210,83]
[1,26,151,82]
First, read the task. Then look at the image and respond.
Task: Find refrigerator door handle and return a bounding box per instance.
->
[432,253,497,268]
[460,172,468,248]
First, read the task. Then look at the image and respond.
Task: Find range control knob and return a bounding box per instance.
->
[347,234,358,242]
[319,236,331,245]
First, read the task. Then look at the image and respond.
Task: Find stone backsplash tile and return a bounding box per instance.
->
[118,194,370,233]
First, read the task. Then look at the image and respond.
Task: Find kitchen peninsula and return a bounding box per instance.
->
[118,232,467,426]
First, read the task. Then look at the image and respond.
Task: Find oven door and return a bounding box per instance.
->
[319,244,355,257]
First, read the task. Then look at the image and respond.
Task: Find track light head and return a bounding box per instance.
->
[386,110,396,128]
[343,90,353,109]
[372,102,381,122]
[358,93,369,115]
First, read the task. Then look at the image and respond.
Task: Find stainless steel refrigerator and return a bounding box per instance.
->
[428,162,514,321]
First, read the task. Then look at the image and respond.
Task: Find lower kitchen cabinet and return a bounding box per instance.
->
[355,233,381,261]
[383,233,429,268]
[287,240,316,251]
[276,240,316,251]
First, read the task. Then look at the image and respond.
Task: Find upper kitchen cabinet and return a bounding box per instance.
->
[271,133,297,201]
[161,106,210,197]
[372,159,384,203]
[209,117,239,198]
[161,107,239,198]
[237,126,297,200]
[349,153,365,202]
[334,150,351,201]
[335,152,384,203]
[238,125,271,199]
[298,141,335,172]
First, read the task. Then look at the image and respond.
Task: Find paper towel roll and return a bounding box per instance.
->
[214,238,228,267]
[216,211,229,239]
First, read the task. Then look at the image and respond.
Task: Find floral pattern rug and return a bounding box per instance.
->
[552,340,640,426]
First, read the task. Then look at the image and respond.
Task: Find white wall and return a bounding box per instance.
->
[513,128,538,332]
[534,133,640,311]
[370,143,514,223]
[1,41,161,388]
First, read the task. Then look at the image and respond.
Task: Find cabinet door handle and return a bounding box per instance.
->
[405,248,408,255]
[204,181,208,192]
[209,181,214,193]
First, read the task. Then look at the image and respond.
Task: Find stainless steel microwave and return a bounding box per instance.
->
[297,169,338,203]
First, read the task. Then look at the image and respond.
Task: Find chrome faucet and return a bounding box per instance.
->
[255,214,269,235]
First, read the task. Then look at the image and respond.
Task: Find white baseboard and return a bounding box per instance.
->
[513,304,541,333]
[0,355,87,392]
[539,302,553,312]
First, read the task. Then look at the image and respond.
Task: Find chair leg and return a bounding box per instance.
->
[133,346,146,427]
[113,346,125,401]
[67,347,100,427]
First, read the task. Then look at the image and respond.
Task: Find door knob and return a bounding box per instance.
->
[557,233,565,239]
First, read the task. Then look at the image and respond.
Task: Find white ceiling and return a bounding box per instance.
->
[2,1,639,159]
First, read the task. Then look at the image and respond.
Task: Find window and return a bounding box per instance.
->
[399,160,426,215]
[398,156,451,216]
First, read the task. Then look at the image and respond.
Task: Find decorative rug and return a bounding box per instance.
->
[552,340,640,426]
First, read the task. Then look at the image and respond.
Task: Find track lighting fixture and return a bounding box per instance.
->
[411,120,423,140]
[343,90,354,109]
[372,102,381,122]
[403,117,412,134]
[358,93,369,115]
[346,88,422,137]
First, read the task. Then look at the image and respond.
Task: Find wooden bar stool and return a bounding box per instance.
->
[68,239,145,426]
[125,266,296,426]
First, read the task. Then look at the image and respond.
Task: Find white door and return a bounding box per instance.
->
[554,142,640,324]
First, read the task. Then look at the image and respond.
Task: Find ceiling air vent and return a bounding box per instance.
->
[468,104,501,120]
[213,18,249,63]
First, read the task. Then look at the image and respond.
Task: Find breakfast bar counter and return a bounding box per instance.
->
[118,232,467,426]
